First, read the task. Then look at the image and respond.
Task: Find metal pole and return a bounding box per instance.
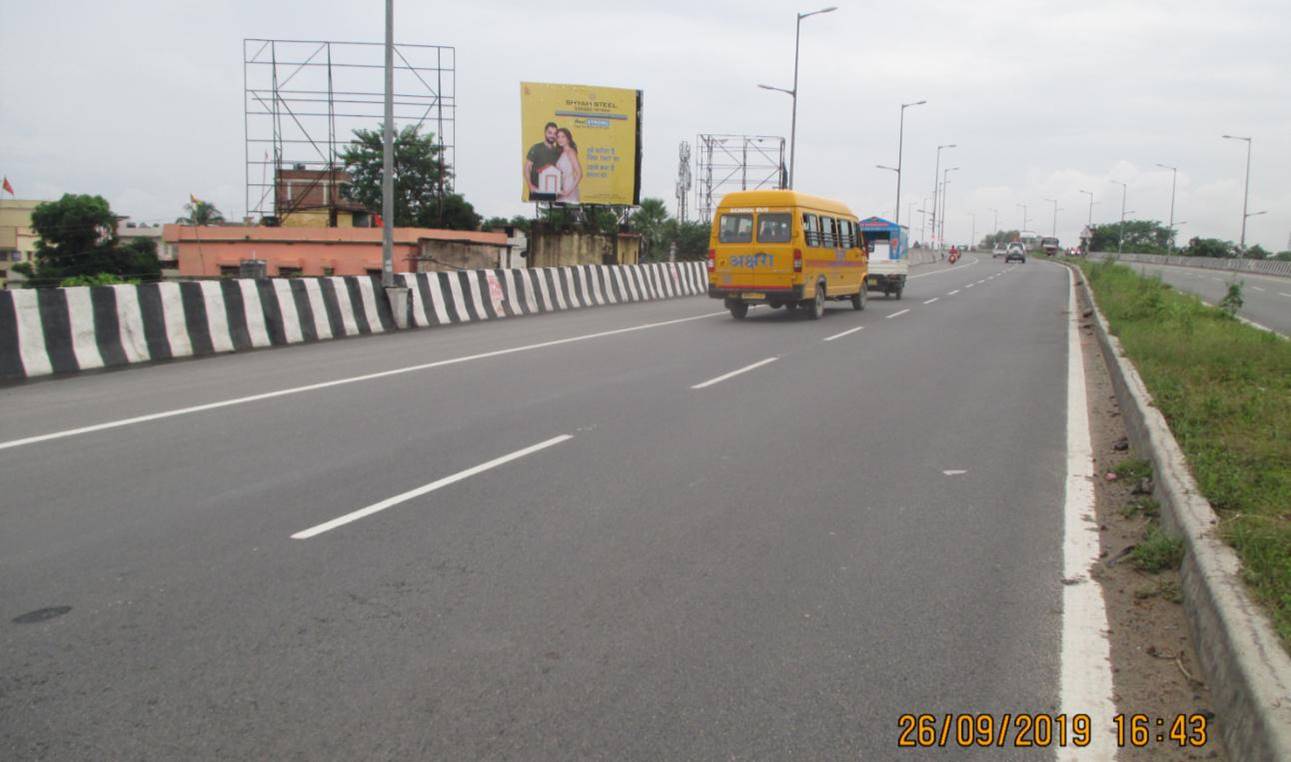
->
[788,15,801,189]
[1079,190,1093,227]
[931,148,941,249]
[1156,164,1177,251]
[894,100,925,227]
[1043,198,1058,237]
[940,167,957,246]
[1114,181,1127,254]
[381,0,395,287]
[895,105,903,225]
[990,208,998,238]
[1240,139,1251,250]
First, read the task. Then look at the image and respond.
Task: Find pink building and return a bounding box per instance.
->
[165,225,513,278]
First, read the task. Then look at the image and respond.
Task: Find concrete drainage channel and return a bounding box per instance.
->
[1061,260,1291,759]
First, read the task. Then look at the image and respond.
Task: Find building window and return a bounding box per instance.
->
[322,267,335,276]
[277,266,302,278]
[219,265,240,278]
[365,269,382,278]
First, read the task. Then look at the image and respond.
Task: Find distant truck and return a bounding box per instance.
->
[1041,237,1060,256]
[859,217,909,299]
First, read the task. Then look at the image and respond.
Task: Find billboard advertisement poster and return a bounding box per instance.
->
[520,82,642,206]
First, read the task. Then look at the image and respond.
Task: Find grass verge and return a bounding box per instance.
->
[1076,256,1291,647]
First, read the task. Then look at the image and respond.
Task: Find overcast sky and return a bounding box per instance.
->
[2,0,1288,250]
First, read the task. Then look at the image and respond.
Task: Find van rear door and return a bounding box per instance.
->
[752,210,794,292]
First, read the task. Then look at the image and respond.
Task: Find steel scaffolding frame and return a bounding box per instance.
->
[693,134,785,223]
[243,38,455,222]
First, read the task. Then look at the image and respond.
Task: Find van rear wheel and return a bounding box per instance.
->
[851,287,865,311]
[728,301,749,319]
[806,283,825,320]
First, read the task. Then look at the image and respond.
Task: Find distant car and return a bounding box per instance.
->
[1005,242,1026,263]
[992,244,1006,258]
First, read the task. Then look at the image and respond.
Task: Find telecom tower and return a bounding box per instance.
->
[676,141,692,224]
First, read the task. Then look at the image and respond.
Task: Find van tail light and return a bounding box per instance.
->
[793,248,803,272]
[707,249,716,272]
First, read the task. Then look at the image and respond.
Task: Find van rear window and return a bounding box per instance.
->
[718,213,754,243]
[757,213,792,243]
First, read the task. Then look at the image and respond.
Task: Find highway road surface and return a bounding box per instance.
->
[2,257,1113,759]
[1108,258,1291,336]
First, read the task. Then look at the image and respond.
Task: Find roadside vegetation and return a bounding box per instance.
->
[1077,257,1291,646]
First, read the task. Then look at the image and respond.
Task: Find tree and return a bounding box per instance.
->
[1243,244,1270,260]
[1274,251,1291,262]
[629,198,669,259]
[341,124,479,229]
[657,219,710,260]
[177,200,225,225]
[1088,220,1171,254]
[13,194,161,287]
[981,230,1021,248]
[1183,237,1236,259]
[435,193,481,231]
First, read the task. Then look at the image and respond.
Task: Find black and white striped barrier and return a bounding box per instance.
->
[0,277,394,381]
[396,261,707,327]
[0,262,708,382]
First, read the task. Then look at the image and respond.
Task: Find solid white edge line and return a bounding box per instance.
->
[292,434,574,539]
[922,297,939,304]
[822,325,864,342]
[885,309,911,319]
[1059,265,1118,761]
[0,310,728,452]
[691,357,778,389]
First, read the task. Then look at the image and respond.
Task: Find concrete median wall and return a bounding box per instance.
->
[0,262,709,382]
[1090,251,1291,278]
[0,276,395,382]
[397,261,706,328]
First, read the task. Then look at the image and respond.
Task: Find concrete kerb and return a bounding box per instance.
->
[1059,259,1291,760]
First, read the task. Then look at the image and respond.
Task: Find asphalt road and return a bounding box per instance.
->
[1103,258,1291,336]
[2,257,1079,759]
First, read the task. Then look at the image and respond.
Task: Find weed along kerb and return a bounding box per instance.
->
[707,190,869,320]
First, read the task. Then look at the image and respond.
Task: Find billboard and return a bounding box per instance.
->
[520,81,642,206]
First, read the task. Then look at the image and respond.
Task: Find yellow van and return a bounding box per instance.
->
[707,190,868,319]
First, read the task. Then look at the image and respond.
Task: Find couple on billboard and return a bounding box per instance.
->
[524,121,582,203]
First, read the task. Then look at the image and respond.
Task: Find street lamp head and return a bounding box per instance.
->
[876,164,898,172]
[903,99,927,108]
[757,83,792,95]
[1247,210,1268,218]
[1155,163,1177,171]
[799,6,837,18]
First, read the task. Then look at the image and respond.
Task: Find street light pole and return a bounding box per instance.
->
[1017,202,1029,233]
[771,6,836,190]
[1078,189,1094,227]
[931,143,955,249]
[381,0,395,288]
[1112,180,1127,253]
[1042,197,1060,237]
[1155,163,1177,252]
[940,166,958,247]
[894,99,926,226]
[969,212,976,250]
[1222,135,1253,250]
